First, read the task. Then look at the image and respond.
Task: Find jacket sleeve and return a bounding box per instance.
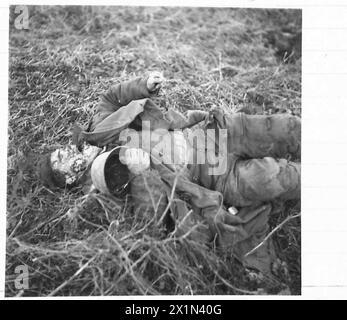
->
[230,157,301,206]
[209,107,301,159]
[89,76,153,131]
[163,109,208,129]
[152,162,225,218]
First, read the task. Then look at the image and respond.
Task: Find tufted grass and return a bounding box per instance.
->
[6,6,301,296]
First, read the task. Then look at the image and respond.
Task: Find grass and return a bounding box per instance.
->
[6,6,301,296]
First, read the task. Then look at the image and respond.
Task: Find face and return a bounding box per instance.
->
[50,144,101,185]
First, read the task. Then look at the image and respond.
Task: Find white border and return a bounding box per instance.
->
[1,0,347,300]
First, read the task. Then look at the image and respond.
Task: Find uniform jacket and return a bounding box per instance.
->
[78,76,301,275]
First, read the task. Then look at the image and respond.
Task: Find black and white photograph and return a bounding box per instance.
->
[6,5,302,297]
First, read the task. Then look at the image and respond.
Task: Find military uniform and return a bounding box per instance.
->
[79,76,301,275]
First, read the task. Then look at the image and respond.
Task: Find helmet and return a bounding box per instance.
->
[91,147,130,197]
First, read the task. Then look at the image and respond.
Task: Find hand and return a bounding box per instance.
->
[120,148,150,175]
[213,209,247,238]
[146,71,165,92]
[212,204,271,250]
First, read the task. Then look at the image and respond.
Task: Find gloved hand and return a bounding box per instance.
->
[205,204,271,248]
[120,148,150,175]
[211,208,248,241]
[146,71,165,93]
[203,204,275,275]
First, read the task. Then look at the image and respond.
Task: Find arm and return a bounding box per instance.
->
[234,157,301,204]
[209,107,301,159]
[89,72,165,131]
[89,77,150,131]
[164,109,209,130]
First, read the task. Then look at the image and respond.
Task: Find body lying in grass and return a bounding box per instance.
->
[40,72,301,278]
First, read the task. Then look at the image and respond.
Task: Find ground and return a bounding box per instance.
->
[7,6,301,296]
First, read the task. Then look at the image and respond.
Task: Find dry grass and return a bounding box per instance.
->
[7,6,301,296]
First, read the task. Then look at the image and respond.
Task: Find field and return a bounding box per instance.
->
[7,6,301,296]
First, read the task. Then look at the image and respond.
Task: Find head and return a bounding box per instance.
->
[40,143,101,189]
